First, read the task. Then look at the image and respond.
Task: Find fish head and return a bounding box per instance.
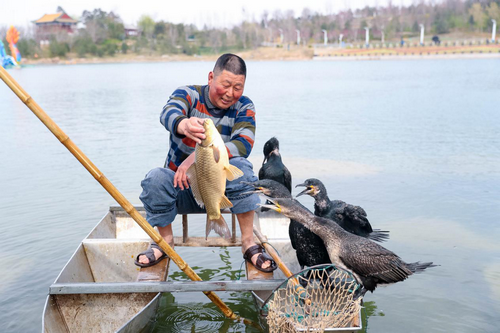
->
[200,118,218,147]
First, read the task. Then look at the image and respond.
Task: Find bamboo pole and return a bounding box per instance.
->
[0,66,257,328]
[253,226,311,305]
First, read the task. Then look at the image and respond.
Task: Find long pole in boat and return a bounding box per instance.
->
[0,66,258,328]
[253,226,311,305]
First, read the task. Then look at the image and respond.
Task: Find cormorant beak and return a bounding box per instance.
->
[258,196,282,213]
[295,183,313,197]
[240,181,262,196]
[241,190,258,195]
[257,202,281,213]
[271,147,280,156]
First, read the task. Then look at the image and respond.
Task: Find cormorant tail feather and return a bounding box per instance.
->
[406,261,438,274]
[366,229,390,242]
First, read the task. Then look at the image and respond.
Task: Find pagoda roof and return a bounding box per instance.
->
[34,12,78,24]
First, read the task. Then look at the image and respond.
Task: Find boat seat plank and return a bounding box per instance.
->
[82,237,258,247]
[50,280,286,294]
[173,236,258,247]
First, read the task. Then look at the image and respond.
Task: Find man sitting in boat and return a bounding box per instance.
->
[136,53,277,273]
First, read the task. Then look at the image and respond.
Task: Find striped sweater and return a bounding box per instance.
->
[160,85,256,171]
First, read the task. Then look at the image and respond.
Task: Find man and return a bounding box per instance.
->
[136,53,277,273]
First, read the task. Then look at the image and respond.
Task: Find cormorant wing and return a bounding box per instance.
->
[344,204,373,232]
[331,200,347,214]
[339,239,412,283]
[331,200,373,235]
[351,204,367,217]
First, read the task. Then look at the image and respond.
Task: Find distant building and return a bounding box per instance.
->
[34,7,78,41]
[124,25,139,37]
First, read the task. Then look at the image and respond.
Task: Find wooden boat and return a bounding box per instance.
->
[43,206,361,332]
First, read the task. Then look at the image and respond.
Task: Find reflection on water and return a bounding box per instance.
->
[484,264,500,301]
[154,293,263,333]
[156,250,264,332]
[1,60,499,332]
[158,298,228,332]
[362,301,384,332]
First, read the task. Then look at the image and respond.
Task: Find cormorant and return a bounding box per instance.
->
[262,197,436,294]
[296,178,389,242]
[259,137,292,192]
[242,179,331,269]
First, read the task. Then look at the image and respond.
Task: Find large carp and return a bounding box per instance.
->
[186,118,244,239]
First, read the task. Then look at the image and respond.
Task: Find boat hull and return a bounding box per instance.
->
[42,207,168,333]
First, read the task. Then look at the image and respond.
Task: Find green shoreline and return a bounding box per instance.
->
[16,45,500,66]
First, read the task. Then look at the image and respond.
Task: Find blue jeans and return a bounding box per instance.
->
[139,157,259,228]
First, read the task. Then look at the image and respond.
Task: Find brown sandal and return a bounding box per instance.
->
[243,244,277,273]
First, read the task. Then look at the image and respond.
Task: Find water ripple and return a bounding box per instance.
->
[161,304,225,332]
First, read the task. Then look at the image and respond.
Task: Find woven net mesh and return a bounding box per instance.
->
[262,265,362,332]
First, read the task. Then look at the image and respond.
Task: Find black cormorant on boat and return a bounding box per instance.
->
[296,178,389,242]
[259,137,292,192]
[262,197,436,295]
[242,179,331,269]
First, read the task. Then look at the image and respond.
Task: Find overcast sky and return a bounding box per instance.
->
[2,0,416,29]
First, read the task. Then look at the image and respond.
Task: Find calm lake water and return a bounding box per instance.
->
[1,58,499,332]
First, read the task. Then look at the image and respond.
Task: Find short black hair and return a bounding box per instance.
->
[213,53,246,77]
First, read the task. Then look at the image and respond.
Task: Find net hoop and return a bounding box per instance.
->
[261,264,363,332]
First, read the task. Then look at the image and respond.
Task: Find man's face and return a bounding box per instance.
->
[208,70,245,109]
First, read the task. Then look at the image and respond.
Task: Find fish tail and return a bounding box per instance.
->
[205,214,232,240]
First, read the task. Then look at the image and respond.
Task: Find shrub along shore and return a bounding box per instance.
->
[17,43,499,66]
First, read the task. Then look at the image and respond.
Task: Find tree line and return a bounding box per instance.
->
[1,0,499,59]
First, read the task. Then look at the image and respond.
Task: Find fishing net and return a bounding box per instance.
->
[261,265,363,332]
